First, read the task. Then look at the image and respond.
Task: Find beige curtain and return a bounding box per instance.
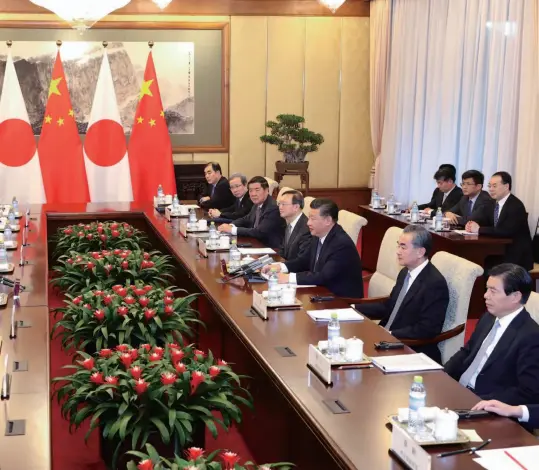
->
[369,0,391,190]
[514,0,539,235]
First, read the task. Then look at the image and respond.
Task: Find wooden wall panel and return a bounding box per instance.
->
[339,17,373,188]
[194,152,229,177]
[303,18,341,188]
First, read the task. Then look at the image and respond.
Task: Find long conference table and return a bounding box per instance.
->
[0,202,537,470]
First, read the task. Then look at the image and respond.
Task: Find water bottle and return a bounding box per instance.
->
[328,313,341,360]
[228,239,241,270]
[188,208,197,229]
[172,194,180,211]
[208,221,218,248]
[157,184,165,206]
[267,268,280,303]
[434,207,443,232]
[408,376,426,435]
[3,226,12,243]
[373,191,381,209]
[410,201,420,223]
[0,241,8,266]
[371,188,378,207]
[11,196,19,215]
[387,193,395,214]
[7,208,15,226]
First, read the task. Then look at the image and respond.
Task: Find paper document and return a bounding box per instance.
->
[461,429,483,442]
[454,230,477,236]
[474,446,539,470]
[238,248,276,255]
[306,308,364,322]
[372,353,443,373]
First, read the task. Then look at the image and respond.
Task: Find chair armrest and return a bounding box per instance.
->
[400,323,465,347]
[362,272,373,282]
[340,295,389,305]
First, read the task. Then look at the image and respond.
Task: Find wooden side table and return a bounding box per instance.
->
[174,162,207,200]
[274,169,309,195]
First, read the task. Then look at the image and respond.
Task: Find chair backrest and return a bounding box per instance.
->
[264,177,280,198]
[277,186,295,200]
[303,196,315,217]
[338,209,367,246]
[368,227,403,298]
[525,291,539,324]
[431,251,484,364]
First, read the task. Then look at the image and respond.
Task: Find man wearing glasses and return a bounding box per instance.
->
[444,170,494,226]
[208,173,253,223]
[277,190,311,260]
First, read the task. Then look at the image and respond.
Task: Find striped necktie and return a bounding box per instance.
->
[494,202,500,226]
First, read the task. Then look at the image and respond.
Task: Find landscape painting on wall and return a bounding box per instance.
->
[0,41,194,135]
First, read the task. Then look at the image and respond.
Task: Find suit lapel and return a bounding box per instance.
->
[311,225,336,270]
[497,194,513,226]
[288,214,305,247]
[399,263,429,310]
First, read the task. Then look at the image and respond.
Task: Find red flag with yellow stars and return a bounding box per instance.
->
[128,49,175,202]
[38,50,90,203]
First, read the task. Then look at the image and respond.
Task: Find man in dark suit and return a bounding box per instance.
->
[445,170,494,226]
[198,162,236,210]
[277,190,311,260]
[265,198,363,298]
[444,264,539,404]
[418,167,463,215]
[208,173,253,223]
[465,172,533,271]
[358,225,448,363]
[472,400,539,429]
[218,176,285,248]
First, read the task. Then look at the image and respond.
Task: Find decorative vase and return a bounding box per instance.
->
[275,160,310,173]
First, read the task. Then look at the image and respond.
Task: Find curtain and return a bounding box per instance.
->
[379,0,528,205]
[514,0,539,233]
[369,0,392,191]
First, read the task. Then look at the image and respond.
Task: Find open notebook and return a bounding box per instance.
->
[372,353,443,373]
[306,308,364,322]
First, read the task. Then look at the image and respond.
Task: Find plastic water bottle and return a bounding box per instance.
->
[408,376,426,435]
[11,196,19,215]
[328,313,341,360]
[3,226,12,243]
[371,188,378,207]
[7,208,15,226]
[208,221,218,248]
[229,239,241,270]
[410,201,420,223]
[267,268,280,303]
[188,208,197,229]
[172,194,180,211]
[387,193,396,214]
[435,207,443,232]
[157,184,165,205]
[0,241,8,266]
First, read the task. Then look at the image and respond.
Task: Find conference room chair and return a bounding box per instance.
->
[303,196,314,217]
[525,291,539,324]
[264,177,280,198]
[277,186,295,200]
[338,209,368,247]
[528,264,539,292]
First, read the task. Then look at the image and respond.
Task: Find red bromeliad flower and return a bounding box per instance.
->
[80,357,94,370]
[97,226,104,234]
[111,230,120,238]
[164,305,174,316]
[218,359,228,367]
[86,234,93,240]
[117,287,128,298]
[130,366,143,380]
[117,306,128,316]
[194,350,206,361]
[185,447,204,461]
[103,294,114,305]
[144,308,156,320]
[209,366,220,378]
[100,234,108,242]
[161,372,177,385]
[63,228,73,235]
[130,349,139,360]
[110,223,119,230]
[134,379,149,395]
[143,252,151,260]
[90,372,104,384]
[168,343,180,350]
[120,353,133,368]
[175,362,186,374]
[105,376,118,386]
[83,303,92,310]
[86,262,95,270]
[94,309,105,321]
[99,349,113,358]
[124,295,135,305]
[67,258,74,264]
[140,344,151,352]
[120,252,129,259]
[116,344,129,352]
[220,451,240,469]
[121,261,129,270]
[164,296,174,305]
[165,289,174,297]
[153,347,164,357]
[171,349,185,362]
[93,290,104,297]
[113,249,122,256]
[143,285,153,292]
[190,371,205,395]
[72,295,82,305]
[137,459,153,470]
[149,352,161,362]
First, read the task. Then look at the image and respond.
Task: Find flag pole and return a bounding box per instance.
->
[148,41,154,49]
[56,39,62,48]
[103,41,108,49]
[6,40,12,48]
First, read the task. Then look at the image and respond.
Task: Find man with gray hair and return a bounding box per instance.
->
[357,224,449,363]
[208,173,253,222]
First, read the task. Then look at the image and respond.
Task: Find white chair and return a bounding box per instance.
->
[430,251,484,364]
[277,186,295,200]
[303,196,314,217]
[264,177,279,198]
[338,209,367,247]
[526,291,539,324]
[366,226,403,298]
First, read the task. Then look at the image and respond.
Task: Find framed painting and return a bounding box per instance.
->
[0,20,229,153]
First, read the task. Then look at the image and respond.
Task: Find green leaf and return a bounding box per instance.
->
[168,409,176,428]
[119,412,133,440]
[146,443,160,462]
[150,417,170,444]
[131,425,142,450]
[203,417,218,438]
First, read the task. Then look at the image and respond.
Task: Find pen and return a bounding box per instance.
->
[436,439,491,458]
[336,364,373,370]
[504,450,528,470]
[272,306,302,311]
[470,438,491,454]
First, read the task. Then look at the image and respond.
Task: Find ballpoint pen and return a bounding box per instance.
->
[437,438,491,458]
[336,364,373,370]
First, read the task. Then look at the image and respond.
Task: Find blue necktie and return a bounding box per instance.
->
[313,240,323,271]
[494,202,500,226]
[467,199,473,217]
[211,185,216,197]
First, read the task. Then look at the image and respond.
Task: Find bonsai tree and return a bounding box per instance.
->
[260,114,324,163]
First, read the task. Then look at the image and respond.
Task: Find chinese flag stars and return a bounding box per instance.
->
[128,49,175,202]
[38,50,90,203]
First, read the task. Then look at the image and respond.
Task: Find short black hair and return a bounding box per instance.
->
[492,171,512,190]
[229,173,248,186]
[462,170,484,186]
[403,225,432,257]
[282,190,304,209]
[205,162,222,174]
[434,168,455,182]
[310,198,338,222]
[248,176,269,190]
[439,164,457,180]
[489,263,532,304]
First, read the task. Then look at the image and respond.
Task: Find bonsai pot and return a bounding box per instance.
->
[275,161,309,173]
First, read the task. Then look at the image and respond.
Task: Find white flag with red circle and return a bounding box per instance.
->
[0,50,46,203]
[83,49,132,202]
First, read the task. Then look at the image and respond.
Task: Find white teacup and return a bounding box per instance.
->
[198,219,208,230]
[345,337,364,362]
[280,284,296,305]
[179,206,189,216]
[219,235,230,249]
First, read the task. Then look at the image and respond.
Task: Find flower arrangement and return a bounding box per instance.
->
[52,346,252,466]
[127,445,294,470]
[51,249,175,293]
[51,283,201,351]
[52,221,148,257]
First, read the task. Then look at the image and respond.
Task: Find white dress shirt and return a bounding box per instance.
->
[495,192,511,217]
[287,212,303,233]
[468,307,523,389]
[442,185,457,203]
[468,192,480,212]
[281,233,328,284]
[519,405,530,422]
[230,204,263,235]
[405,259,429,295]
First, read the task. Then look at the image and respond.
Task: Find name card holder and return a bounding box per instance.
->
[251,291,268,320]
[389,424,431,470]
[197,238,208,258]
[179,221,188,238]
[165,207,172,222]
[307,344,333,386]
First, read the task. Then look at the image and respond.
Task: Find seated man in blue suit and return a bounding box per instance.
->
[444,263,539,404]
[472,400,539,429]
[264,198,364,298]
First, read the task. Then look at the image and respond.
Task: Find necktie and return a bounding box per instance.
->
[254,206,262,228]
[236,198,241,209]
[459,320,501,388]
[494,202,500,226]
[467,199,473,217]
[285,224,292,246]
[313,239,323,271]
[385,272,411,331]
[211,185,216,197]
[442,192,448,204]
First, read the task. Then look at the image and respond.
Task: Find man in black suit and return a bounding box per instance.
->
[198,162,236,210]
[445,170,494,226]
[218,176,285,248]
[208,173,253,223]
[444,264,539,404]
[265,198,363,298]
[277,190,311,260]
[418,167,463,215]
[465,172,533,271]
[358,225,448,363]
[472,400,539,429]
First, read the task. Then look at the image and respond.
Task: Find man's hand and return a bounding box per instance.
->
[199,196,210,203]
[445,212,459,225]
[262,263,282,275]
[208,209,221,218]
[278,273,289,284]
[218,224,233,233]
[423,208,433,215]
[472,400,523,419]
[465,221,480,233]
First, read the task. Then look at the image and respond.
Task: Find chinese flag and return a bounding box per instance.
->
[128,50,175,202]
[38,51,90,203]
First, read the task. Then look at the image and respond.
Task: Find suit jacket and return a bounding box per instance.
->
[233,196,286,248]
[220,194,254,221]
[358,263,448,363]
[418,186,463,213]
[284,224,364,298]
[526,404,539,428]
[280,213,312,261]
[447,191,495,226]
[475,194,533,270]
[199,176,236,210]
[444,309,539,405]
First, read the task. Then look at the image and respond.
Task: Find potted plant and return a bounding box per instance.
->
[52,345,252,469]
[259,114,324,173]
[52,283,202,351]
[51,249,175,293]
[127,444,294,470]
[52,221,148,258]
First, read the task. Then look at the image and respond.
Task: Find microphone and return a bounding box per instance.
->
[224,255,272,282]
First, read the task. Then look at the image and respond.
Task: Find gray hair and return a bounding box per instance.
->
[229,173,247,186]
[403,225,432,256]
